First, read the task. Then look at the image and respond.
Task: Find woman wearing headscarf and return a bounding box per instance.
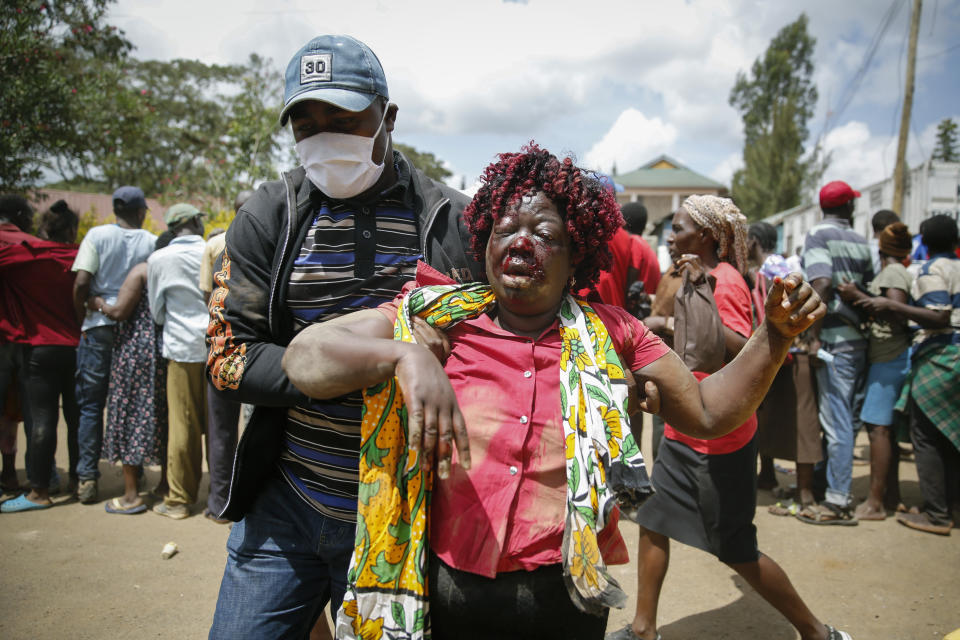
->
[836,222,914,521]
[283,147,827,640]
[611,196,852,640]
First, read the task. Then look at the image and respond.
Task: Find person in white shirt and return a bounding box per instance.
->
[147,203,208,519]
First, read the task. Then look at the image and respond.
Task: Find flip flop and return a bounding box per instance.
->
[104,497,147,515]
[0,494,53,513]
[796,502,858,526]
[895,510,952,536]
[767,499,800,516]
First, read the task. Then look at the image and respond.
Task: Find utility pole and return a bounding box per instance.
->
[892,0,922,215]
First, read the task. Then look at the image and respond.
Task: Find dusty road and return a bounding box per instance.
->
[1,418,958,639]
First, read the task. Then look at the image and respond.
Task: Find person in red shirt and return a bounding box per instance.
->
[0,199,81,513]
[283,146,826,639]
[0,194,37,493]
[621,202,661,296]
[615,195,851,640]
[578,202,661,309]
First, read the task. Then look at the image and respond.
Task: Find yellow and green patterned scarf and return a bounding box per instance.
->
[336,283,651,639]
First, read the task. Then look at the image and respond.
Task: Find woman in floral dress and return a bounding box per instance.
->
[91,260,168,514]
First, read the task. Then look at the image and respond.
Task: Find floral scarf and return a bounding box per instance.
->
[336,284,652,639]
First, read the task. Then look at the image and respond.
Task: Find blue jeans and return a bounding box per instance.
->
[814,349,867,508]
[209,476,356,639]
[75,326,115,481]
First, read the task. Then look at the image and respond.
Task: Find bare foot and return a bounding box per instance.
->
[854,501,886,521]
[117,496,145,510]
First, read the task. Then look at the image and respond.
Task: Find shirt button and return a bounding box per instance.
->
[520,416,528,424]
[361,230,372,239]
[523,370,532,378]
[509,465,518,475]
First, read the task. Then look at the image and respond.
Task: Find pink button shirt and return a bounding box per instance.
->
[379,264,669,577]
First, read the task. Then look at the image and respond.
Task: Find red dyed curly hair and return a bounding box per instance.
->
[463,142,623,289]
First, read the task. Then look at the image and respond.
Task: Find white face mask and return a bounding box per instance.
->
[295,107,389,199]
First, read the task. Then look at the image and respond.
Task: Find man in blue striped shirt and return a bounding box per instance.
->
[207,35,481,638]
[798,181,874,525]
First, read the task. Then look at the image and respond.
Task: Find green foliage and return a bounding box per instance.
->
[203,207,237,239]
[64,53,284,208]
[932,118,958,163]
[394,142,453,182]
[729,14,821,220]
[1,0,132,191]
[75,207,99,244]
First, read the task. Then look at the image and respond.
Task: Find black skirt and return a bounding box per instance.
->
[636,435,759,564]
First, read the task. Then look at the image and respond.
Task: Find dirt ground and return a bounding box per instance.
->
[1,415,958,640]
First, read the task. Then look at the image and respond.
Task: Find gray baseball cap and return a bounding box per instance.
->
[112,186,147,213]
[279,35,389,125]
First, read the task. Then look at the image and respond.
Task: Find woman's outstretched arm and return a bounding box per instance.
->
[634,273,825,440]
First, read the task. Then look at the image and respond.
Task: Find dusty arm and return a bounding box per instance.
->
[634,273,825,440]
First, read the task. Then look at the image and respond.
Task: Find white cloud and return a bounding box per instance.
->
[105,0,960,184]
[820,114,960,190]
[709,152,742,186]
[583,109,678,175]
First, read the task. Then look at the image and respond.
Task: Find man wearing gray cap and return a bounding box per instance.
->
[207,35,480,637]
[72,186,156,504]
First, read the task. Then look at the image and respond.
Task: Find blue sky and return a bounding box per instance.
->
[110,0,960,196]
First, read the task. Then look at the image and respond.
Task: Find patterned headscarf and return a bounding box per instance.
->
[680,195,749,274]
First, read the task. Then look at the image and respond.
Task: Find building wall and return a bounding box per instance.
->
[616,188,723,232]
[764,161,960,255]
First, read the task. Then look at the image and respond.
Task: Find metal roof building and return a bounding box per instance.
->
[614,155,727,230]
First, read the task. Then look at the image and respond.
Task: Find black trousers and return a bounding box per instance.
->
[428,554,608,640]
[911,404,960,525]
[23,345,79,489]
[205,381,240,516]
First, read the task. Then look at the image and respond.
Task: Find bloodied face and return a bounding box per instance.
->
[485,191,575,316]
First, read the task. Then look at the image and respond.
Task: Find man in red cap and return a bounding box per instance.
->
[797,180,874,526]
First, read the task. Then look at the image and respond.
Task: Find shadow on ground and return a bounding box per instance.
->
[657,576,797,640]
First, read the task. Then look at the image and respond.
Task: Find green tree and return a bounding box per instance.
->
[394,143,453,182]
[60,54,284,208]
[0,0,132,191]
[932,118,958,162]
[729,14,820,219]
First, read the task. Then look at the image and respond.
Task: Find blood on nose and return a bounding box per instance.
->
[509,235,534,255]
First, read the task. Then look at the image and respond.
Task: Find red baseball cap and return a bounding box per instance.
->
[819,180,861,208]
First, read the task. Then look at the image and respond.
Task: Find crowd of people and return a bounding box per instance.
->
[1,32,958,640]
[0,190,245,526]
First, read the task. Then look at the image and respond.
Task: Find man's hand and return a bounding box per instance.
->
[764,273,826,339]
[394,344,470,479]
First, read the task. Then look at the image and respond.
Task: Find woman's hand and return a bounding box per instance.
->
[764,273,826,339]
[394,344,470,479]
[100,304,121,322]
[625,369,661,416]
[675,254,707,283]
[855,295,895,314]
[836,279,861,303]
[86,295,120,321]
[410,315,451,364]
